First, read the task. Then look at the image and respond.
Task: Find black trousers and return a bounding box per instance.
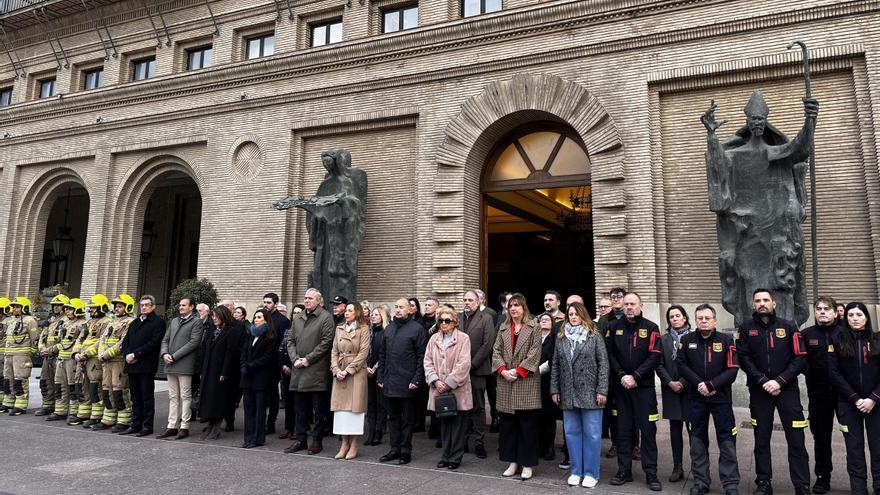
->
[615,385,658,475]
[749,387,810,488]
[808,394,837,479]
[688,400,739,491]
[838,400,880,494]
[467,377,487,448]
[669,419,685,465]
[243,389,267,446]
[366,376,387,433]
[281,374,295,433]
[486,377,498,420]
[539,398,558,457]
[440,411,468,464]
[387,396,417,455]
[267,374,280,427]
[294,390,327,444]
[499,410,540,467]
[128,372,155,432]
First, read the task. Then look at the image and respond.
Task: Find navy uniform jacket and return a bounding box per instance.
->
[676,329,739,404]
[801,323,840,400]
[606,314,662,388]
[736,312,806,390]
[828,330,880,404]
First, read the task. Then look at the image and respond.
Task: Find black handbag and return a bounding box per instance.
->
[435,394,458,418]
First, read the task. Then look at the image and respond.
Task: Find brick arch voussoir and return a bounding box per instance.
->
[433,73,625,297]
[9,168,89,295]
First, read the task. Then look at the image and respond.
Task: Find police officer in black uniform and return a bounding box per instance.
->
[736,288,810,495]
[801,296,840,494]
[828,301,880,495]
[677,304,740,495]
[606,292,662,491]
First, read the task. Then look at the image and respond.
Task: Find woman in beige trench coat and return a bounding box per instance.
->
[330,303,371,460]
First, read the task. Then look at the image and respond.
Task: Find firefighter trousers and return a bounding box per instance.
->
[838,400,880,495]
[688,399,740,491]
[749,387,810,488]
[615,385,659,476]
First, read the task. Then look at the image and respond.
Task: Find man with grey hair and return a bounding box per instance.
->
[120,295,166,437]
[284,288,334,455]
[461,290,496,459]
[475,289,496,320]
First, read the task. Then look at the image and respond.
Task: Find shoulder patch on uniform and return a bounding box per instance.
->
[748,329,759,337]
[688,343,698,349]
[828,344,834,353]
[713,342,723,352]
[615,329,624,336]
[808,339,819,346]
[775,328,786,338]
[639,328,647,338]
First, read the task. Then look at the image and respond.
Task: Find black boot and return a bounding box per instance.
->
[669,464,684,482]
[812,476,830,495]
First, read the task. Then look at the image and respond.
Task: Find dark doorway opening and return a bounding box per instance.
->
[39,185,89,295]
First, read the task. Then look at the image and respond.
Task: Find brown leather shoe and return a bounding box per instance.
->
[284,440,307,454]
[278,430,290,439]
[308,441,323,455]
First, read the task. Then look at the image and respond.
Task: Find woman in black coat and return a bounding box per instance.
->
[240,308,277,448]
[537,313,560,461]
[198,305,243,440]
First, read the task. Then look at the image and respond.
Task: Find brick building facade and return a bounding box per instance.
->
[1,0,879,322]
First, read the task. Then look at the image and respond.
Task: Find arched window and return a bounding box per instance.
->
[483,124,591,192]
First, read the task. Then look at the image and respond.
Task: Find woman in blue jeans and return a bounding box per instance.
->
[551,302,609,488]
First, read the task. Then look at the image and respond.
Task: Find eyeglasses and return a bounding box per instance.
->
[438,318,454,325]
[598,305,611,309]
[610,294,624,300]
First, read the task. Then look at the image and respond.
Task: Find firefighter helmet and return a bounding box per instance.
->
[65,298,86,317]
[111,294,135,314]
[50,294,70,307]
[87,294,110,314]
[12,296,33,314]
[0,297,10,316]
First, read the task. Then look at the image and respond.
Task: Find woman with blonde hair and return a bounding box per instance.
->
[424,306,472,470]
[491,293,542,480]
[551,301,609,487]
[365,305,390,445]
[330,303,371,459]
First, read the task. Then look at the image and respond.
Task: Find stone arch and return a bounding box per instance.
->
[4,167,91,295]
[101,154,204,293]
[433,73,627,298]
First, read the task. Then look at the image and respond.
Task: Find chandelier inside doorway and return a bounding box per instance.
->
[557,185,591,231]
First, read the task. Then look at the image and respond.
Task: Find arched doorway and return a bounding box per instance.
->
[38,184,90,295]
[482,123,595,310]
[135,170,202,310]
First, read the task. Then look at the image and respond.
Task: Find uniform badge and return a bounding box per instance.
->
[616,329,624,336]
[748,329,759,337]
[808,339,819,346]
[678,343,683,349]
[639,328,648,338]
[827,344,834,353]
[713,342,723,352]
[688,343,698,349]
[775,328,786,338]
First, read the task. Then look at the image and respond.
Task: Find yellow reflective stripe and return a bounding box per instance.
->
[611,409,618,417]
[750,418,757,426]
[792,420,808,429]
[731,427,738,436]
[648,413,660,422]
[840,424,849,433]
[5,348,33,354]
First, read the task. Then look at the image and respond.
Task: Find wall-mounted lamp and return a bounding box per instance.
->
[95,116,104,124]
[240,91,248,100]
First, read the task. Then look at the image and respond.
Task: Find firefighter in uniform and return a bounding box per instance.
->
[36,294,69,416]
[736,288,810,495]
[801,296,840,494]
[72,294,112,427]
[828,302,880,494]
[46,298,87,422]
[677,304,740,495]
[606,292,663,491]
[0,297,11,412]
[93,294,136,432]
[5,297,39,415]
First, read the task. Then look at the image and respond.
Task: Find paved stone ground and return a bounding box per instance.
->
[0,376,854,495]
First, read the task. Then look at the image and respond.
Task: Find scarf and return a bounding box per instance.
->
[669,324,691,360]
[564,323,588,359]
[250,323,268,337]
[392,316,411,326]
[345,322,357,333]
[213,324,223,342]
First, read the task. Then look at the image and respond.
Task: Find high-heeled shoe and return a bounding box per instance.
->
[502,463,518,477]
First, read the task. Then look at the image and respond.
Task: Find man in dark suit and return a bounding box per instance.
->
[120,295,166,437]
[263,292,290,435]
[460,290,496,459]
